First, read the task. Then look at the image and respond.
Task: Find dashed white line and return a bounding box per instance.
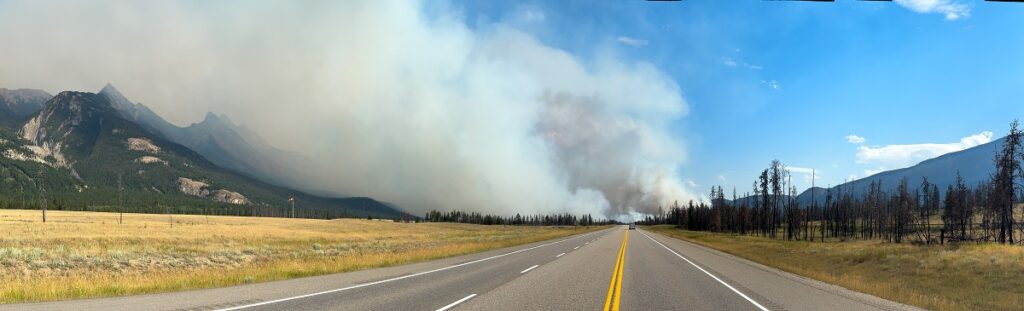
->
[574,246,580,250]
[638,230,769,311]
[436,294,477,311]
[556,252,566,258]
[520,264,539,274]
[214,230,604,310]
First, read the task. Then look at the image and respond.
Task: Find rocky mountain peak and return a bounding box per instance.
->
[46,91,115,112]
[19,91,120,171]
[98,83,135,111]
[200,111,236,127]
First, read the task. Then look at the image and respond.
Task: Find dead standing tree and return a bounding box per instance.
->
[993,120,1021,244]
[35,168,46,223]
[117,173,124,225]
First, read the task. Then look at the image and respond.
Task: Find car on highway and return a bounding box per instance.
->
[629,223,636,230]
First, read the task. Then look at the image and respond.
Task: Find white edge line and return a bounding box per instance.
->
[215,230,602,311]
[436,293,477,311]
[520,264,539,274]
[574,246,580,249]
[556,252,565,258]
[638,230,770,311]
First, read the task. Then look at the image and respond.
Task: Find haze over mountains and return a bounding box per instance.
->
[98,84,325,196]
[1,82,1010,218]
[0,88,50,127]
[0,1,699,220]
[0,86,402,218]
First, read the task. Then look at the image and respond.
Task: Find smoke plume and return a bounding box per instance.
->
[0,0,696,219]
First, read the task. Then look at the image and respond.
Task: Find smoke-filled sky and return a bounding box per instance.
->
[2,0,1023,220]
[0,0,695,219]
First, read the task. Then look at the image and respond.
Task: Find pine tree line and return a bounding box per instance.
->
[646,120,1024,245]
[423,210,612,226]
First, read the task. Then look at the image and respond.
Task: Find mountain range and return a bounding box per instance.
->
[794,136,1004,206]
[3,85,1004,216]
[0,86,403,218]
[722,137,1006,208]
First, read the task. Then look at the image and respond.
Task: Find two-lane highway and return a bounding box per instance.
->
[3,226,923,311]
[460,227,762,311]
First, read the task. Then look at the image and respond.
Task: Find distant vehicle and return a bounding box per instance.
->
[628,223,636,230]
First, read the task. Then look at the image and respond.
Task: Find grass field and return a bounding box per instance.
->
[647,225,1024,311]
[0,209,602,303]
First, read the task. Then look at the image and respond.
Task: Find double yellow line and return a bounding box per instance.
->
[603,229,629,311]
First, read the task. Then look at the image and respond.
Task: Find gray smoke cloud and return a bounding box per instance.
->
[0,0,696,219]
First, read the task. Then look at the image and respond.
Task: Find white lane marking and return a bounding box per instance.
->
[520,264,539,274]
[574,246,580,250]
[638,231,770,311]
[215,230,603,310]
[556,252,566,258]
[436,294,477,311]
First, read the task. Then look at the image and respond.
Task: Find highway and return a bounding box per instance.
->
[4,227,923,311]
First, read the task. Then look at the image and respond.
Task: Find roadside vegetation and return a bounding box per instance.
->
[0,209,603,303]
[642,120,1024,246]
[637,120,1024,310]
[648,226,1024,311]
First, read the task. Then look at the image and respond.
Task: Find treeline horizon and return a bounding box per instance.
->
[0,199,414,221]
[423,209,613,226]
[643,120,1024,245]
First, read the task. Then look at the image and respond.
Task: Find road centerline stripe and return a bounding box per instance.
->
[214,230,606,310]
[603,229,629,311]
[520,264,539,274]
[638,230,769,311]
[436,294,477,311]
[556,252,566,258]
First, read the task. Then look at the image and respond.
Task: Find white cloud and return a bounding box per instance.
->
[855,131,993,173]
[846,135,866,144]
[894,0,970,21]
[716,174,727,183]
[617,36,648,47]
[788,166,821,184]
[761,80,780,90]
[863,167,886,177]
[722,57,762,70]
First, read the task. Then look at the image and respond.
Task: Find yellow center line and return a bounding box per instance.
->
[604,229,629,311]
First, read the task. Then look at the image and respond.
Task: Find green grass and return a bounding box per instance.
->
[647,225,1024,311]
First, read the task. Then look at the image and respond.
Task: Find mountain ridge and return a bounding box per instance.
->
[794,136,1005,206]
[97,84,325,196]
[0,86,404,219]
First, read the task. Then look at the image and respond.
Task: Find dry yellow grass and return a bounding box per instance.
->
[0,209,602,303]
[648,225,1024,311]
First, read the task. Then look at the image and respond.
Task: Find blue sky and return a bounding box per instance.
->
[460,0,1024,196]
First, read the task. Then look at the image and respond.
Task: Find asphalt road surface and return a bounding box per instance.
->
[4,226,924,311]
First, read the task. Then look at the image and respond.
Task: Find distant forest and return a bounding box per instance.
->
[423,210,612,226]
[644,120,1024,245]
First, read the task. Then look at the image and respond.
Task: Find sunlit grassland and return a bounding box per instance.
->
[647,225,1024,311]
[0,209,603,303]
